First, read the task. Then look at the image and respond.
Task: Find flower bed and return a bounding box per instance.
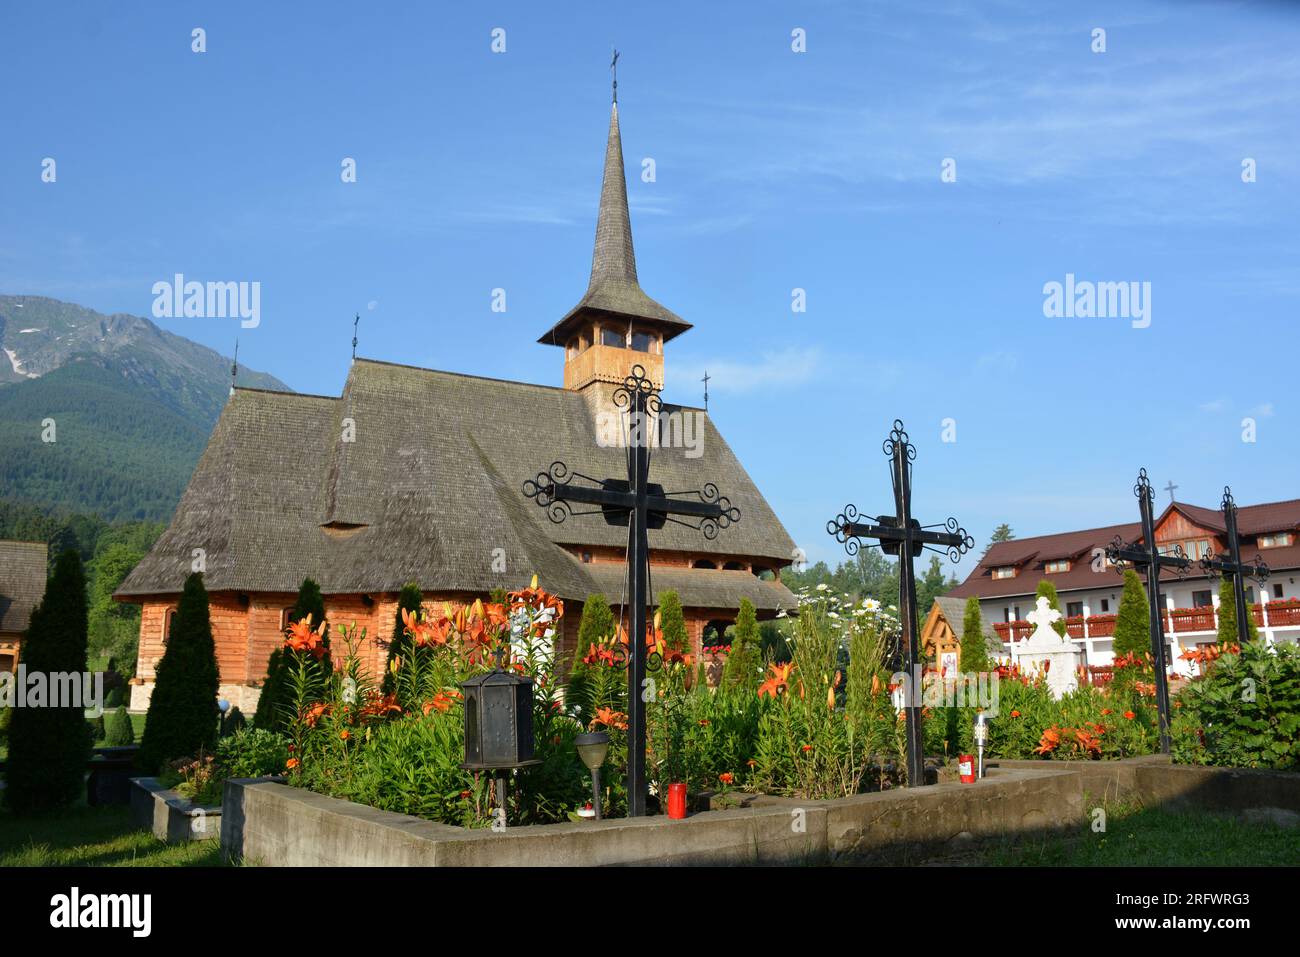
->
[210,578,1300,831]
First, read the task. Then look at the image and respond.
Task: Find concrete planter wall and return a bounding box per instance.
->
[130,777,222,844]
[220,766,1082,866]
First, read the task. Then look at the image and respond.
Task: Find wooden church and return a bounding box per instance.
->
[116,97,798,712]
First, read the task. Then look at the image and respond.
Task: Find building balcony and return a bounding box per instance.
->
[993,600,1300,643]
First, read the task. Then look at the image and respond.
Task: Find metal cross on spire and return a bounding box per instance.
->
[523,364,740,816]
[610,48,619,103]
[1200,486,1269,646]
[1164,480,1178,502]
[826,419,975,788]
[702,370,710,412]
[1105,468,1193,753]
[352,313,360,361]
[230,339,239,397]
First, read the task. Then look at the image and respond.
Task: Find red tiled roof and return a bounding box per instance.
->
[947,497,1300,601]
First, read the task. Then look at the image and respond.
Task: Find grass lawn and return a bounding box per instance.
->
[956,801,1300,866]
[0,805,222,867]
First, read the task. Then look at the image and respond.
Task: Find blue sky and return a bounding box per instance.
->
[3,0,1298,576]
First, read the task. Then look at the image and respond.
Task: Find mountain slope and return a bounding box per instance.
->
[0,295,292,522]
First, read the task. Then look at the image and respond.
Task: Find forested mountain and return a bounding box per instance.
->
[0,295,290,522]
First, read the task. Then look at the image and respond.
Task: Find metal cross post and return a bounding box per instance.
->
[1105,468,1192,753]
[826,420,974,788]
[1199,486,1269,645]
[701,370,710,412]
[1164,480,1178,502]
[523,364,740,815]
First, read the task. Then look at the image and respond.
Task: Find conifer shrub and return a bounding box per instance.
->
[138,572,220,773]
[959,596,989,674]
[722,598,762,692]
[657,591,688,654]
[381,582,423,694]
[1215,579,1259,644]
[5,550,93,814]
[104,705,135,746]
[254,578,332,731]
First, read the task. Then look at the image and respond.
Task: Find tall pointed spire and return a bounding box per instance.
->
[537,63,691,348]
[588,101,639,292]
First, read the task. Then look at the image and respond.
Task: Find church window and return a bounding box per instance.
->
[279,607,296,631]
[581,551,592,564]
[629,330,653,352]
[601,327,624,348]
[163,608,177,644]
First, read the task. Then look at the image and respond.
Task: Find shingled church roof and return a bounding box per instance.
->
[0,540,48,634]
[116,360,797,610]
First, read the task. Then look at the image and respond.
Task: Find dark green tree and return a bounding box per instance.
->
[915,555,958,619]
[958,596,989,673]
[722,598,761,691]
[1215,579,1259,645]
[1034,579,1068,637]
[5,550,91,814]
[1111,569,1151,661]
[657,590,688,654]
[253,577,331,731]
[104,705,135,746]
[577,594,616,649]
[381,582,423,694]
[982,523,1015,557]
[138,573,219,772]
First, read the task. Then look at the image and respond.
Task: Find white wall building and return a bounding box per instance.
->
[946,499,1300,678]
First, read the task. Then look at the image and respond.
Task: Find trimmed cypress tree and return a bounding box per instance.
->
[138,573,219,773]
[381,582,423,694]
[958,596,989,673]
[1215,579,1259,644]
[722,598,761,692]
[253,577,331,731]
[1111,569,1151,660]
[576,593,616,650]
[5,550,91,814]
[657,590,688,654]
[104,705,135,746]
[1034,579,1068,637]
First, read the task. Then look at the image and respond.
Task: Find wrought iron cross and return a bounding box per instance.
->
[1105,468,1192,753]
[826,420,974,788]
[701,370,710,412]
[610,48,619,104]
[352,313,360,361]
[1199,486,1269,646]
[1164,480,1178,502]
[523,364,740,816]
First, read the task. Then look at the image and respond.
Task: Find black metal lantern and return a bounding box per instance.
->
[460,664,540,772]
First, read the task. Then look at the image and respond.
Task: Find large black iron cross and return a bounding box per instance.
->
[826,420,974,788]
[523,364,739,816]
[1105,468,1192,754]
[1199,486,1269,647]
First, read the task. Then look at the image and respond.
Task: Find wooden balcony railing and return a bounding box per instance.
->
[991,603,1300,644]
[1169,607,1217,633]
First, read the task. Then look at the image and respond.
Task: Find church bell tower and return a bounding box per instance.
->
[536,68,691,405]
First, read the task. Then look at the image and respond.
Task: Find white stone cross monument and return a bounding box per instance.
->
[1014,596,1079,699]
